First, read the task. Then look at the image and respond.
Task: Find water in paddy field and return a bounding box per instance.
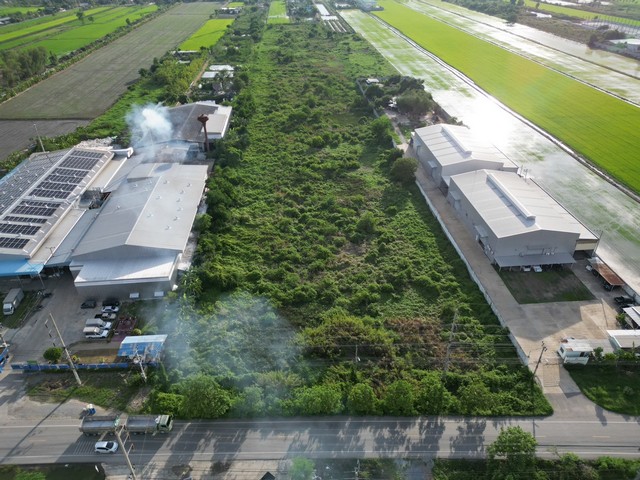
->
[341,10,640,293]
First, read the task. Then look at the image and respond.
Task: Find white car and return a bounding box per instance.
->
[95,441,118,454]
[102,305,120,314]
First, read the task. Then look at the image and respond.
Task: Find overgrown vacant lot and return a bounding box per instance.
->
[160,23,550,418]
[0,2,219,120]
[374,0,640,194]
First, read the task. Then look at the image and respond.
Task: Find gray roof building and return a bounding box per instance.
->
[70,162,207,299]
[446,169,599,268]
[412,124,518,190]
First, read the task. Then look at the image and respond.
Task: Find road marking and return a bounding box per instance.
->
[592,435,610,439]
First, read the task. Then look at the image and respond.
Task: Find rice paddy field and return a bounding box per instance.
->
[0,5,158,55]
[0,6,40,15]
[268,0,289,24]
[519,0,640,26]
[227,2,245,7]
[0,7,108,47]
[0,2,219,120]
[180,17,233,50]
[374,0,640,193]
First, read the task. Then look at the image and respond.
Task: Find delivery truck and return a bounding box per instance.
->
[3,288,24,315]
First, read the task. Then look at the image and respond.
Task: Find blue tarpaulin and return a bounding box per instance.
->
[0,260,44,277]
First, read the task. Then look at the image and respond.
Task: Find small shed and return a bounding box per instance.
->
[607,330,640,351]
[117,334,168,362]
[622,305,640,329]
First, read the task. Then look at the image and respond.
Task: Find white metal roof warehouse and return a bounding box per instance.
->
[412,124,518,190]
[446,170,599,268]
[70,162,208,299]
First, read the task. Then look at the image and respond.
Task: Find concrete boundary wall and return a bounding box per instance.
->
[415,181,530,367]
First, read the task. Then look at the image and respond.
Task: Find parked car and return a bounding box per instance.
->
[94,441,118,454]
[603,282,613,291]
[101,305,120,314]
[81,300,97,309]
[614,296,635,305]
[102,299,120,308]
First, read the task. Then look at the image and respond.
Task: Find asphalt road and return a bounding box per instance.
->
[1,413,639,470]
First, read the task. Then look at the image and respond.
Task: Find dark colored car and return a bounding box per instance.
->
[81,300,97,309]
[614,296,635,305]
[102,299,120,308]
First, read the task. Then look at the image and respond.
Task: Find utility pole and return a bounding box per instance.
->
[530,342,547,422]
[133,350,147,383]
[114,427,138,480]
[45,313,81,386]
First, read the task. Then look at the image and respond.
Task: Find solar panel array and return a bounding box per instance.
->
[4,216,47,224]
[0,237,29,249]
[0,223,40,235]
[12,200,61,217]
[0,147,111,250]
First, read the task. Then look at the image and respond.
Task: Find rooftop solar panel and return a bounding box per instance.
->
[59,154,102,171]
[12,203,60,217]
[47,174,84,185]
[0,223,40,235]
[0,237,29,249]
[53,168,86,177]
[39,182,75,192]
[31,189,69,199]
[4,216,47,224]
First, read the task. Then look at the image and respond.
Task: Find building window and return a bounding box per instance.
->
[153,291,164,298]
[129,292,140,299]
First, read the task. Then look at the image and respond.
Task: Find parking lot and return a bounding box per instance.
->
[1,271,120,365]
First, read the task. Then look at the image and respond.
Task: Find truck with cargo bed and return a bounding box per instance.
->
[79,415,120,436]
[3,288,24,315]
[125,415,173,434]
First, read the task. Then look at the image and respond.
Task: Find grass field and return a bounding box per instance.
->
[268,0,289,24]
[227,1,244,7]
[498,268,594,303]
[520,0,640,26]
[0,2,216,120]
[566,364,640,415]
[0,6,158,55]
[375,0,640,194]
[0,9,75,35]
[180,17,233,50]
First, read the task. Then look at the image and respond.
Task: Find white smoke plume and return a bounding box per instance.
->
[126,103,173,148]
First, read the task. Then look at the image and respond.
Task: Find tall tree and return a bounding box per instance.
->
[487,426,537,479]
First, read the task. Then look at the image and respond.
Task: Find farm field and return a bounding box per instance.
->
[518,0,640,25]
[0,6,107,47]
[0,9,76,34]
[374,0,640,194]
[398,0,640,103]
[180,18,233,50]
[0,2,218,122]
[0,6,41,16]
[1,6,158,56]
[268,0,289,24]
[227,2,244,7]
